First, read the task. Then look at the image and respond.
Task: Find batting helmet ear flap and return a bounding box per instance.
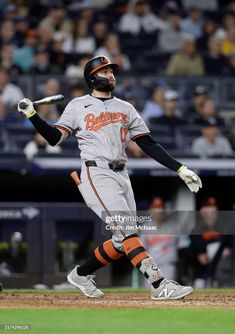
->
[85,72,95,88]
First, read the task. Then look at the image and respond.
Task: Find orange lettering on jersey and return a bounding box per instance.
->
[84,114,95,129]
[85,112,128,131]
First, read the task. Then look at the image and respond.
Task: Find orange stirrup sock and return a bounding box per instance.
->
[123,234,149,267]
[94,239,124,265]
[123,234,164,287]
[77,239,124,276]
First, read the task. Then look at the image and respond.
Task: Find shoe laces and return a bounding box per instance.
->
[162,279,180,286]
[87,275,97,285]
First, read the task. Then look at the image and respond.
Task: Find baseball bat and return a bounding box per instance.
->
[19,94,64,109]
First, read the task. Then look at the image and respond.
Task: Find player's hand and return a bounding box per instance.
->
[17,98,36,118]
[177,165,202,193]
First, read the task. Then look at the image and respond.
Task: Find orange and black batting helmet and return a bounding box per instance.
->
[84,55,119,89]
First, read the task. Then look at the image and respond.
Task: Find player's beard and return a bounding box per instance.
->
[96,81,115,92]
[93,72,116,92]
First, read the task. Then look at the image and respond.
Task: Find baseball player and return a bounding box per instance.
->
[17,55,202,300]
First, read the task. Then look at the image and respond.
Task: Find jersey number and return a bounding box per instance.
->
[120,127,128,143]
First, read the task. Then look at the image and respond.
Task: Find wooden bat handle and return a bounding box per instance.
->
[70,171,81,186]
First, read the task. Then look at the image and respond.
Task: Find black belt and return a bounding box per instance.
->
[85,160,125,172]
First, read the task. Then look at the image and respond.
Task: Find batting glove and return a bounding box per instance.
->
[17,98,36,118]
[177,165,202,193]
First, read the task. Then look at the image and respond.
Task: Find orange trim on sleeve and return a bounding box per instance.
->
[53,125,72,136]
[131,132,150,141]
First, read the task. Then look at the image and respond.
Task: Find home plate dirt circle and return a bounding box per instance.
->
[0,291,235,309]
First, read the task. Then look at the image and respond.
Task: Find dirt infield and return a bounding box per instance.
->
[0,291,235,309]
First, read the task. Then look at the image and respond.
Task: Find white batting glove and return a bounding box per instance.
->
[177,166,202,193]
[17,98,36,118]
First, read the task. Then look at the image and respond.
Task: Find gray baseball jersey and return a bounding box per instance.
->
[54,94,149,251]
[54,94,149,162]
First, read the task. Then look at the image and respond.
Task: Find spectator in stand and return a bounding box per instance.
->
[1,4,17,22]
[63,19,95,55]
[91,17,109,49]
[28,45,62,75]
[50,32,69,72]
[192,98,225,126]
[0,67,23,111]
[191,119,233,158]
[81,0,112,9]
[165,34,204,76]
[39,78,61,100]
[149,90,186,131]
[36,25,53,51]
[65,53,92,83]
[28,0,50,24]
[197,17,217,52]
[203,36,228,76]
[221,26,235,56]
[187,86,208,122]
[0,1,9,10]
[0,20,16,47]
[38,4,73,38]
[0,98,13,124]
[24,132,61,160]
[142,86,165,124]
[215,13,235,41]
[224,51,235,76]
[9,1,28,17]
[104,0,129,26]
[158,1,181,20]
[228,120,235,150]
[158,10,184,53]
[94,33,131,71]
[73,3,96,23]
[118,0,167,35]
[190,197,233,288]
[14,15,29,47]
[13,29,38,73]
[226,1,235,15]
[69,83,86,99]
[0,44,18,74]
[181,7,203,39]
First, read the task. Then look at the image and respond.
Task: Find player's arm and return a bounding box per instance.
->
[17,98,68,146]
[134,134,202,193]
